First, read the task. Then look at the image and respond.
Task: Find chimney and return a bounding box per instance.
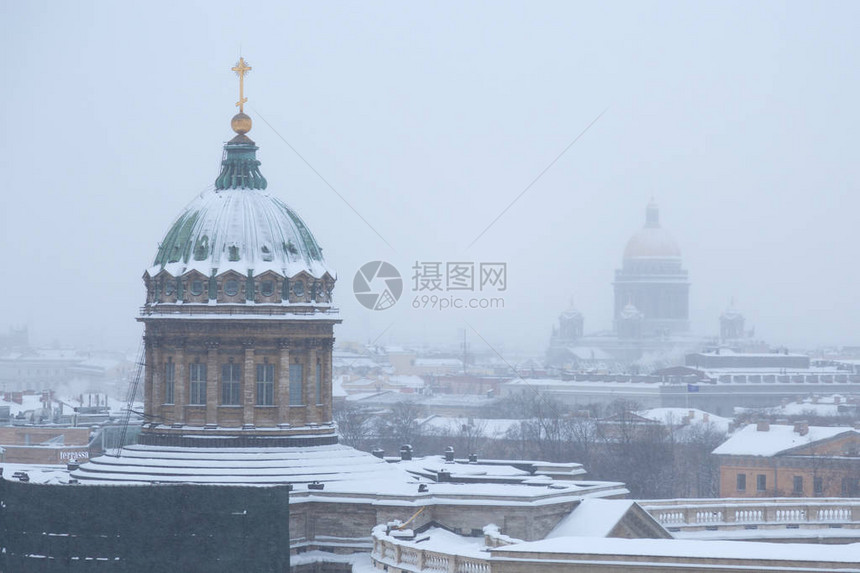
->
[468,453,478,463]
[689,410,696,420]
[444,446,455,462]
[834,396,842,404]
[756,421,770,432]
[794,421,809,436]
[371,448,385,459]
[400,445,413,461]
[703,413,709,423]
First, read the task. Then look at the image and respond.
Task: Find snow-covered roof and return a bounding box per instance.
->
[72,443,413,486]
[492,537,860,565]
[332,375,348,398]
[567,347,613,361]
[419,416,521,437]
[774,402,843,417]
[413,358,462,368]
[388,375,425,389]
[712,424,858,456]
[696,349,808,358]
[504,378,663,393]
[546,499,635,538]
[46,444,629,502]
[637,408,732,434]
[376,526,487,558]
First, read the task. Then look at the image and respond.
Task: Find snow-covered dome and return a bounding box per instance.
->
[148,132,332,281]
[150,187,330,280]
[623,200,681,259]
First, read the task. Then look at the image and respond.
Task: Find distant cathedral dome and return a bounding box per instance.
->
[622,200,681,259]
[614,200,690,336]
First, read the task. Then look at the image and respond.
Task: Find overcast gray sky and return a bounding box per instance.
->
[2,1,859,354]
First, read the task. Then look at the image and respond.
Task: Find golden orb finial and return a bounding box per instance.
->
[231,112,252,135]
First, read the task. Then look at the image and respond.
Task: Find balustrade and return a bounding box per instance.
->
[641,499,859,531]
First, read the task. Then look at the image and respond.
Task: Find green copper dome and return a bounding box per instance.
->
[149,135,331,280]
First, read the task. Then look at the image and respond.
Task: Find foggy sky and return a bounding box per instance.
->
[2,1,859,354]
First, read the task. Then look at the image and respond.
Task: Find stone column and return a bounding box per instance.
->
[243,339,255,427]
[277,339,291,425]
[205,339,219,426]
[321,338,334,423]
[151,340,162,413]
[305,341,318,417]
[143,335,155,420]
[174,338,186,424]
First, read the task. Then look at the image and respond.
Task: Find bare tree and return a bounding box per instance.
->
[334,401,375,449]
[374,401,428,453]
[453,418,489,457]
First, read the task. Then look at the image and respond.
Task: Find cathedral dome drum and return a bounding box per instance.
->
[143,114,334,309]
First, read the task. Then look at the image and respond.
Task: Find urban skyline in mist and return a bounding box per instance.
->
[3,1,859,353]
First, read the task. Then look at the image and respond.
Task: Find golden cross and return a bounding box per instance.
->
[232,57,252,112]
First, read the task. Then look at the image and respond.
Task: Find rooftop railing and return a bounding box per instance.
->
[640,498,860,531]
[371,526,490,573]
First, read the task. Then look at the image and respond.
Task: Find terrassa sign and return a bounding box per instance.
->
[58,450,89,462]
